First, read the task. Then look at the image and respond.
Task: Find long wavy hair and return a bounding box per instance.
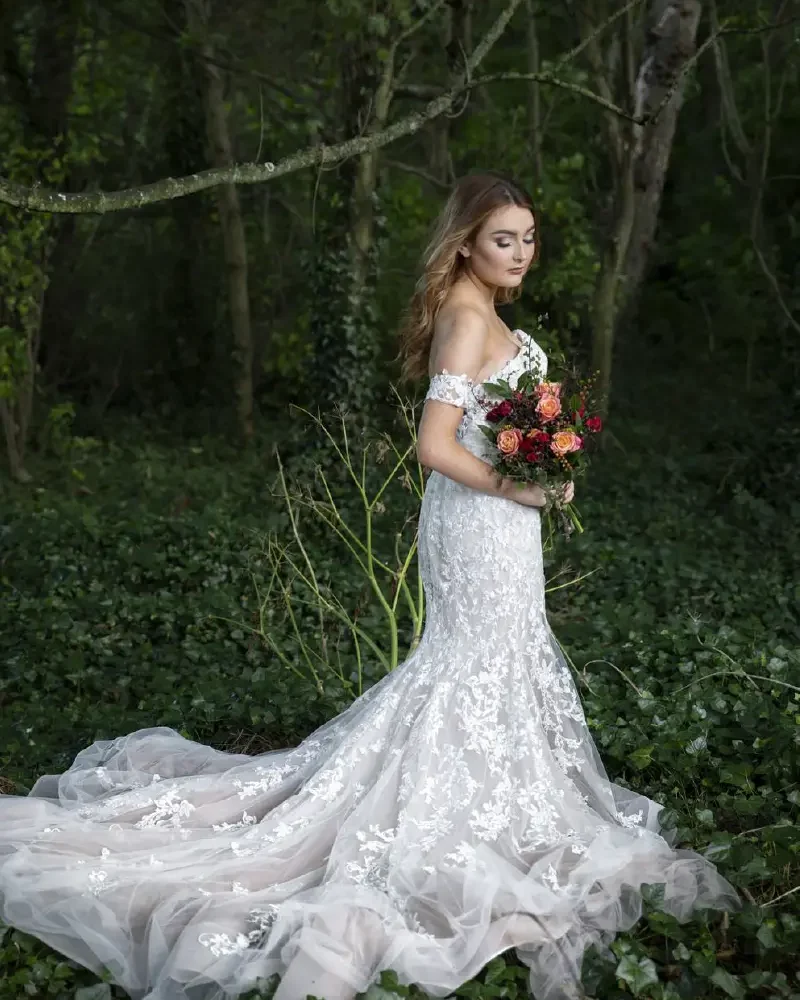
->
[397,171,537,383]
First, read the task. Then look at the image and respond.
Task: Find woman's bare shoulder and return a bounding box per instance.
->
[429,305,489,377]
[430,304,490,369]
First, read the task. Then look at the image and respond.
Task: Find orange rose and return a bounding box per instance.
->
[496,427,523,456]
[534,380,562,397]
[536,393,561,422]
[550,429,581,456]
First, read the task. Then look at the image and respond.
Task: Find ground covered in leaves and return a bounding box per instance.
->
[0,370,798,1000]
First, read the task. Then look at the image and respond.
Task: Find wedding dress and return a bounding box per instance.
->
[0,327,739,1000]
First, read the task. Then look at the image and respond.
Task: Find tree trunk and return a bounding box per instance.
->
[0,0,78,480]
[622,0,702,315]
[0,271,46,482]
[350,68,393,297]
[162,22,217,399]
[525,0,544,188]
[185,0,254,441]
[590,0,702,418]
[430,1,472,184]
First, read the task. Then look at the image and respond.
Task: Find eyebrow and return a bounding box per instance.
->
[490,228,535,236]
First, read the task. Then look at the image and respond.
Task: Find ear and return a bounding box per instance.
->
[459,246,470,258]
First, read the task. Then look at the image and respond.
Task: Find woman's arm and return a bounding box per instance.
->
[416,310,546,506]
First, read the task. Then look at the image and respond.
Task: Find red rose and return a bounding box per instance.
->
[486,400,512,422]
[525,451,539,463]
[535,430,550,443]
[585,415,602,433]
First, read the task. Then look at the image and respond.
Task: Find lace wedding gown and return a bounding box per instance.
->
[0,328,738,1000]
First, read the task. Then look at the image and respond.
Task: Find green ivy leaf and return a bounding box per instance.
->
[629,745,654,769]
[615,955,660,995]
[710,967,745,999]
[75,985,113,1000]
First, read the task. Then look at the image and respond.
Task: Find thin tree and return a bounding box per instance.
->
[185,0,255,441]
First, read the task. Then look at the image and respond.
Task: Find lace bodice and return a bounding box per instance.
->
[424,328,548,461]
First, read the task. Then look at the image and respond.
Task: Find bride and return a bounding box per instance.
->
[0,171,739,1000]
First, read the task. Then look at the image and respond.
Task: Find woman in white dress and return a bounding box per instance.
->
[0,171,739,1000]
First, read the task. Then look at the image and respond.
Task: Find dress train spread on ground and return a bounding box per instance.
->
[0,329,739,1000]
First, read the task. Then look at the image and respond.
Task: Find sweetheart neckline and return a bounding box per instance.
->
[478,328,526,384]
[427,329,539,386]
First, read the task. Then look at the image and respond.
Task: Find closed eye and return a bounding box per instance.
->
[497,238,536,248]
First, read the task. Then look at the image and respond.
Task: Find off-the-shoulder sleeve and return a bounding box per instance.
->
[424,369,474,409]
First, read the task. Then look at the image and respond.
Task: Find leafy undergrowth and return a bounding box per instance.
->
[0,396,798,1000]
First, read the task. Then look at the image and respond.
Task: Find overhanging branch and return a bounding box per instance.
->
[2,6,794,215]
[0,0,524,214]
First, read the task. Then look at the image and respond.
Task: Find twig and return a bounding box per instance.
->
[582,658,645,697]
[672,669,800,695]
[383,159,450,188]
[761,884,800,908]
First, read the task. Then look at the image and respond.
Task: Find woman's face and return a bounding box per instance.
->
[461,204,537,289]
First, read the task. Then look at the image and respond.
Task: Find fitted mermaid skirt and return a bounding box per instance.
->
[0,333,739,1000]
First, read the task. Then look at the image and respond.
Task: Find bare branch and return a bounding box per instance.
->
[101,0,313,108]
[568,0,646,170]
[3,4,796,215]
[0,0,525,213]
[392,83,444,100]
[384,158,450,189]
[554,0,646,75]
[709,0,750,158]
[392,0,447,50]
[467,70,635,120]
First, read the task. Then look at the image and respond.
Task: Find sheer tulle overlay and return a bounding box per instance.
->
[0,329,739,1000]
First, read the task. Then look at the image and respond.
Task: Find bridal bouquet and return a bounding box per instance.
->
[479,357,604,539]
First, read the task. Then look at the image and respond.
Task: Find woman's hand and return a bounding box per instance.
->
[507,482,548,507]
[506,480,575,508]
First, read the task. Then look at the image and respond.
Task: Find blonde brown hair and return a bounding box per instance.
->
[397,170,537,382]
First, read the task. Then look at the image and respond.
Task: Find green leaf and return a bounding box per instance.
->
[629,745,654,769]
[710,968,745,999]
[615,955,660,995]
[690,951,716,977]
[75,986,113,1000]
[703,833,733,862]
[756,920,778,949]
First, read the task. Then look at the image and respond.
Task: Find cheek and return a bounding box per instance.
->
[475,243,509,269]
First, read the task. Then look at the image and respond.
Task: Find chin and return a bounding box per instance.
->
[496,273,524,288]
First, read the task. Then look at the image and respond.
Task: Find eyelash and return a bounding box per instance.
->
[497,238,536,248]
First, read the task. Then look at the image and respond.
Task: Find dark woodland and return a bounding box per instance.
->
[0,0,798,997]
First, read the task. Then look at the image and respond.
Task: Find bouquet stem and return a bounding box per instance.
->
[565,501,584,534]
[542,495,583,542]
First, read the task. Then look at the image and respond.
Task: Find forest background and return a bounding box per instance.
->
[0,1,798,998]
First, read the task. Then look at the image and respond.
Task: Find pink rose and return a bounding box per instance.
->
[496,427,523,456]
[550,430,582,456]
[536,393,561,422]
